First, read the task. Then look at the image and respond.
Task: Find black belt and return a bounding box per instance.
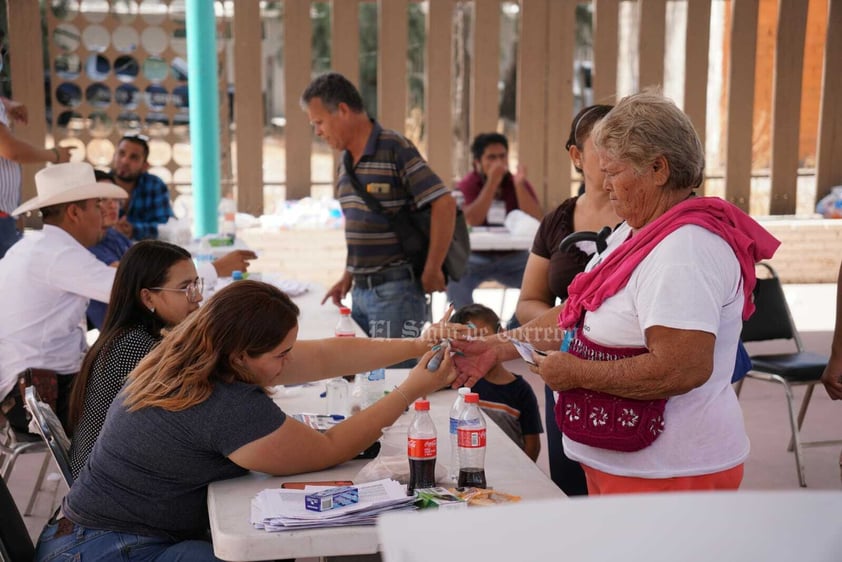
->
[352,265,415,290]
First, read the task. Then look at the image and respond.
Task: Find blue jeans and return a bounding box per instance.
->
[446,250,529,309]
[0,214,21,259]
[36,519,222,561]
[351,270,428,368]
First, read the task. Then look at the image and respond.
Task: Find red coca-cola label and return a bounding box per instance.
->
[407,437,437,459]
[457,428,486,448]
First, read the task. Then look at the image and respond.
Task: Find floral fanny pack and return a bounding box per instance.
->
[554,327,666,452]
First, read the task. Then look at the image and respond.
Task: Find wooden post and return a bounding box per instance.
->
[284,0,312,199]
[233,0,264,215]
[816,0,842,200]
[378,0,408,132]
[471,0,500,138]
[593,0,619,104]
[425,0,454,182]
[768,0,808,215]
[6,1,49,202]
[723,0,759,212]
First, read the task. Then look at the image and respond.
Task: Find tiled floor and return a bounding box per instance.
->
[5,232,840,548]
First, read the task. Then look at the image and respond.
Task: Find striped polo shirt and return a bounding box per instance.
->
[0,103,22,214]
[338,121,451,274]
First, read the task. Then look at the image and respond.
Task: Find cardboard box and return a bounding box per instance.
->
[305,485,359,512]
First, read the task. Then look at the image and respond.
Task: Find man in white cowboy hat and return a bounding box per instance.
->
[0,162,126,434]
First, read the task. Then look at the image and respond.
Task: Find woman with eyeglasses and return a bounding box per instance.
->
[513,104,620,496]
[68,240,202,478]
[38,281,452,561]
[85,170,256,330]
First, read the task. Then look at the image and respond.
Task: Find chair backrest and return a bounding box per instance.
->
[0,473,35,562]
[24,386,74,488]
[741,263,803,350]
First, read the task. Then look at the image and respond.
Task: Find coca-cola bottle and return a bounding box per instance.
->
[407,399,437,494]
[457,392,487,488]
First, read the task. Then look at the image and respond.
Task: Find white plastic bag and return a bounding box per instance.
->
[504,209,541,237]
[157,217,193,246]
[354,424,448,485]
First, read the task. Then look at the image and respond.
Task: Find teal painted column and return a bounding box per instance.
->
[186,0,220,236]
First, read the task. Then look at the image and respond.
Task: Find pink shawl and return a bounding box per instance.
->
[559,197,781,329]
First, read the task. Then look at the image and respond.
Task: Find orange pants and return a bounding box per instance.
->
[583,463,744,495]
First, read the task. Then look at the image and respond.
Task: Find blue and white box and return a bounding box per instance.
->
[304,486,360,512]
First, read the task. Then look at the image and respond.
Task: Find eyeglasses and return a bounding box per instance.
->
[148,278,204,303]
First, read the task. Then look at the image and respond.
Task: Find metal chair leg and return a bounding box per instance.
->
[780,379,808,487]
[23,453,51,516]
[787,383,815,452]
[1,450,19,482]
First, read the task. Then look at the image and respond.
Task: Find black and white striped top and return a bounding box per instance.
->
[0,102,22,214]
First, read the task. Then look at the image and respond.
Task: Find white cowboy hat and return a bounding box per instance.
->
[13,162,128,216]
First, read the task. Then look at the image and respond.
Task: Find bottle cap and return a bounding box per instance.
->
[339,306,351,315]
[464,393,479,404]
[458,387,471,395]
[414,399,430,411]
[232,270,243,280]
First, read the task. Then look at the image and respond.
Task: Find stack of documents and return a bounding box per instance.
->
[251,478,416,531]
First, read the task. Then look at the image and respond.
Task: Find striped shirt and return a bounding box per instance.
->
[0,103,22,214]
[338,121,450,274]
[473,375,543,453]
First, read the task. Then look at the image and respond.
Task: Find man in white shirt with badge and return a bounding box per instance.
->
[0,162,127,434]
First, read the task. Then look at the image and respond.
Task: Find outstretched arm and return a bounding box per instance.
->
[0,122,73,164]
[229,349,457,475]
[277,337,431,385]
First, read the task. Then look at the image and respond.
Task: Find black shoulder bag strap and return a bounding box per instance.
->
[342,151,390,215]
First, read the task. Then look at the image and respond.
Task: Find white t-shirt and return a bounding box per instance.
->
[563,223,750,478]
[0,225,116,398]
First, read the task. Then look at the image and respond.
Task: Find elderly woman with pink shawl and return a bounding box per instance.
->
[451,91,779,494]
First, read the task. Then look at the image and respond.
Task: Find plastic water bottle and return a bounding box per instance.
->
[363,368,386,407]
[457,392,487,488]
[407,399,437,494]
[326,377,350,417]
[348,369,386,411]
[218,197,237,241]
[349,374,365,415]
[334,307,356,338]
[195,238,214,267]
[448,387,471,482]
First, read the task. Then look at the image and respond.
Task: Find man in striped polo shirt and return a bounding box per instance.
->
[0,97,73,258]
[302,72,457,343]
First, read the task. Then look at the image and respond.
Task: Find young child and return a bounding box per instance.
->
[451,304,543,461]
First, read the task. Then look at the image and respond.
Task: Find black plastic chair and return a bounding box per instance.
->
[24,387,74,490]
[736,263,842,487]
[0,472,35,562]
